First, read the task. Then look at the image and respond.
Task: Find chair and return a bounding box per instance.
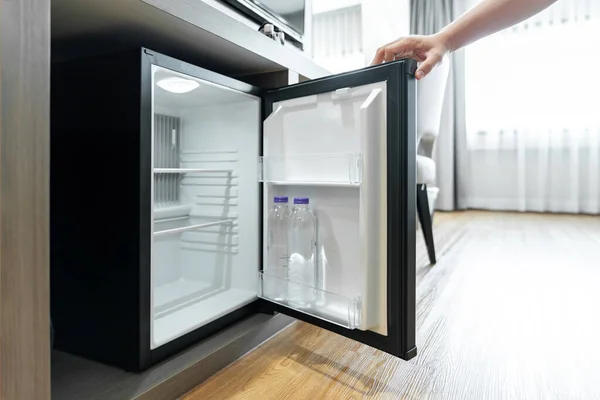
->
[416,60,450,265]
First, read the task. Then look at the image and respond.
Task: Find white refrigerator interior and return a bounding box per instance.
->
[150,64,390,348]
[259,82,389,335]
[151,66,260,349]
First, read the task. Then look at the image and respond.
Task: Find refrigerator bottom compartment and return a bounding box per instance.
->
[258,272,362,329]
[154,278,213,314]
[151,220,255,350]
[152,287,257,349]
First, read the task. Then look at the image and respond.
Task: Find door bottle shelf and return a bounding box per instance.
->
[153,217,234,237]
[258,272,362,329]
[258,153,362,186]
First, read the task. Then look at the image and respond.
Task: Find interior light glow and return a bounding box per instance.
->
[157,77,200,94]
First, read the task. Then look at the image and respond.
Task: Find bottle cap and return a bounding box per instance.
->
[274,196,288,203]
[294,197,309,205]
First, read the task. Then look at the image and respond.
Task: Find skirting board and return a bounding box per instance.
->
[52,313,295,400]
[461,197,600,214]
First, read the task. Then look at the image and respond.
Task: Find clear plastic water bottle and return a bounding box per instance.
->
[265,196,290,301]
[287,197,317,308]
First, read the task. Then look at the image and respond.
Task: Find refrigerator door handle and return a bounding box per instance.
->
[331,87,352,100]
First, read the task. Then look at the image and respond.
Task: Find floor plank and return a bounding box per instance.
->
[184,211,600,400]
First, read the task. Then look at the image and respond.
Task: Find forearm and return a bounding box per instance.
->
[439,0,558,51]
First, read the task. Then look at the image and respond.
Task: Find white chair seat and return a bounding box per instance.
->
[417,155,436,185]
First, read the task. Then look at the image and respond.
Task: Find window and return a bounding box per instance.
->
[465,0,600,146]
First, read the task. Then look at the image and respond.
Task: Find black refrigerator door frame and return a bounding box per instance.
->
[258,60,418,360]
[139,48,265,369]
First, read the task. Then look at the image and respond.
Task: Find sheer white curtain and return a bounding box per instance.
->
[460,0,600,214]
[312,4,365,73]
[310,0,410,73]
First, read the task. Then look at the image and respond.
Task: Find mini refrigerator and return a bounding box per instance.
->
[51,48,417,371]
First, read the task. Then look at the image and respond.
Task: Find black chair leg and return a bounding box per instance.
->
[417,184,436,264]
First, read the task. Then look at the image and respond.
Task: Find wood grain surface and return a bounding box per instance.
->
[52,314,295,400]
[0,0,51,399]
[185,211,600,400]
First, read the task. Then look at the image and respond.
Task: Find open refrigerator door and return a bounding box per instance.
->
[259,81,389,335]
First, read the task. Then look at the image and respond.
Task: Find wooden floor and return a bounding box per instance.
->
[185,211,600,400]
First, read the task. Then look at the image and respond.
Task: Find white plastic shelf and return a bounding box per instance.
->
[153,217,233,237]
[153,204,192,221]
[154,168,233,174]
[258,153,362,186]
[258,272,362,329]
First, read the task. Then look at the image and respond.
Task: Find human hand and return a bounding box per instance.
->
[371,33,451,80]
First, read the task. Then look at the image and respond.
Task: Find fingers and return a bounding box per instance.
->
[386,39,413,60]
[415,53,442,80]
[383,47,397,63]
[371,38,419,65]
[371,49,384,65]
[372,38,408,65]
[371,35,445,80]
[372,40,397,65]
